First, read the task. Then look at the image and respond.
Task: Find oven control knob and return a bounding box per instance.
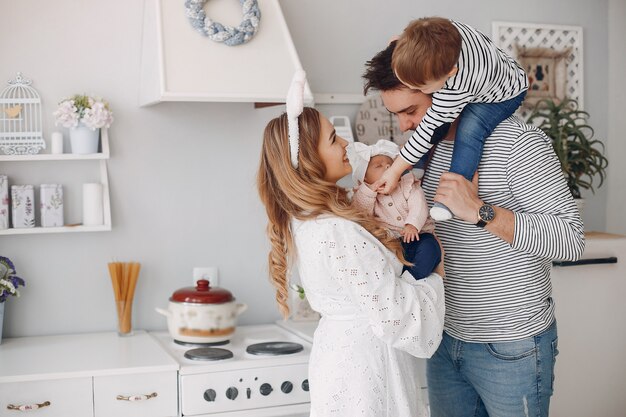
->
[281,381,293,393]
[226,387,239,400]
[260,383,273,396]
[302,379,309,392]
[204,389,217,402]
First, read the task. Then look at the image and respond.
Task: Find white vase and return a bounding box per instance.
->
[70,123,100,154]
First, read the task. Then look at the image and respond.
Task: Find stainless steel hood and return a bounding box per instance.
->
[139,0,313,106]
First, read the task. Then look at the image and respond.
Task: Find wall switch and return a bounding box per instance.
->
[193,267,219,287]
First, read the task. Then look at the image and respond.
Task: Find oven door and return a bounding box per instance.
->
[192,402,310,417]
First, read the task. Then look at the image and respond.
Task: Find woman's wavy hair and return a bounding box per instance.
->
[257,107,407,318]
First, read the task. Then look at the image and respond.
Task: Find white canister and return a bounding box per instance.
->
[0,175,8,230]
[40,184,64,227]
[11,185,35,228]
[82,183,103,226]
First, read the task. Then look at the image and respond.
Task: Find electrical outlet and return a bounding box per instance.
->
[193,267,219,287]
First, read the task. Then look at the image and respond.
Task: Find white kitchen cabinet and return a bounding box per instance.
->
[93,371,178,417]
[0,331,178,417]
[0,129,112,235]
[0,377,93,417]
[139,0,313,106]
[550,232,626,417]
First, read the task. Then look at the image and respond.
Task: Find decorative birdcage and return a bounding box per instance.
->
[0,72,46,155]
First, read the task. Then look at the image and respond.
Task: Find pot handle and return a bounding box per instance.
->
[155,307,172,318]
[236,303,248,316]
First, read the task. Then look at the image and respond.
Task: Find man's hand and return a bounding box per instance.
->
[434,172,483,223]
[402,224,419,243]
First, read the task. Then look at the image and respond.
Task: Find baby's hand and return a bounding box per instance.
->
[402,224,419,243]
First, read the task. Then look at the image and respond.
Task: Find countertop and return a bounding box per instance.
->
[0,330,178,383]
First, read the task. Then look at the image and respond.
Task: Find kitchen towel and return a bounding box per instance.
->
[82,183,103,226]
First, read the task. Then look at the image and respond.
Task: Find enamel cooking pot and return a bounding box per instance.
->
[156,279,247,344]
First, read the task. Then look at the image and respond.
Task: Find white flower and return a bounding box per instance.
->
[0,278,16,294]
[53,95,114,130]
[53,100,80,128]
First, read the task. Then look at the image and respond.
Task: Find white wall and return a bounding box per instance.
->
[0,0,616,337]
[606,0,626,234]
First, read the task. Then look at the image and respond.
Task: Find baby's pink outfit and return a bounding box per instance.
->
[352,172,434,237]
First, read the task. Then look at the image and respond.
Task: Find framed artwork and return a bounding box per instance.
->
[516,45,571,107]
[492,22,583,117]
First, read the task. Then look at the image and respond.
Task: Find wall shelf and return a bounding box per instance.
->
[0,129,112,235]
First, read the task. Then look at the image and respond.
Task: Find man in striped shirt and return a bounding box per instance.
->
[363,42,584,417]
[376,18,528,223]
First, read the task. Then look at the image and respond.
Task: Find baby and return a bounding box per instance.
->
[350,139,441,280]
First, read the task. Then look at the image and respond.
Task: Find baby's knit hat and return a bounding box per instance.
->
[347,139,400,184]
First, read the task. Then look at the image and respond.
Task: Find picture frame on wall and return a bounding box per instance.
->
[492,21,583,117]
[516,45,572,107]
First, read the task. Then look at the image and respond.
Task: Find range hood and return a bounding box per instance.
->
[139,0,313,106]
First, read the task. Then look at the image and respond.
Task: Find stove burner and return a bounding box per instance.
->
[175,339,229,347]
[184,347,234,361]
[246,341,304,356]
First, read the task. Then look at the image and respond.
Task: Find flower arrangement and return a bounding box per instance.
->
[0,256,25,303]
[53,94,114,130]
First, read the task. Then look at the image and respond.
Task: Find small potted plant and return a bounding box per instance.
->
[527,98,608,214]
[289,283,320,321]
[0,256,25,343]
[53,94,114,154]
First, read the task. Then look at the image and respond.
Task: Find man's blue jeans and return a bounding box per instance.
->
[427,320,558,417]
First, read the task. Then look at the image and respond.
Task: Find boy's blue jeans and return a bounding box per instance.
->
[427,319,558,417]
[401,232,441,280]
[451,91,527,180]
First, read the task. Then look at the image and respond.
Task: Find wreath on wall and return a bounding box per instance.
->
[185,0,261,46]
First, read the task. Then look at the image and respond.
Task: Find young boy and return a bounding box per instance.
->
[377,17,528,221]
[350,139,441,280]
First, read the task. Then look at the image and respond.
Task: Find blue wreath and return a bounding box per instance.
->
[185,0,261,47]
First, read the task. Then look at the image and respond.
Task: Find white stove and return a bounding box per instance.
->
[151,324,311,417]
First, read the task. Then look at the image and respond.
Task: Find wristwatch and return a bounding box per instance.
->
[476,203,495,228]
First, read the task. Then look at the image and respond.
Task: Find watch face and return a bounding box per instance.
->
[479,204,496,222]
[354,93,412,146]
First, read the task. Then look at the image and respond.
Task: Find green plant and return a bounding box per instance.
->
[527,98,608,199]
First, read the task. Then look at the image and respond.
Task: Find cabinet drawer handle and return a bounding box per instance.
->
[116,392,158,402]
[7,401,51,411]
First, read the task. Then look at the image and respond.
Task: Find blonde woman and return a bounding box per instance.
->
[257,85,445,416]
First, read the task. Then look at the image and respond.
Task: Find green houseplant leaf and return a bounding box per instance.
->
[527,98,608,199]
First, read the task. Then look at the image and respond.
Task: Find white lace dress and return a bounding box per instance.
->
[292,216,445,417]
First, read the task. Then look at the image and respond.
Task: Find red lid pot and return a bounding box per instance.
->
[170,279,233,304]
